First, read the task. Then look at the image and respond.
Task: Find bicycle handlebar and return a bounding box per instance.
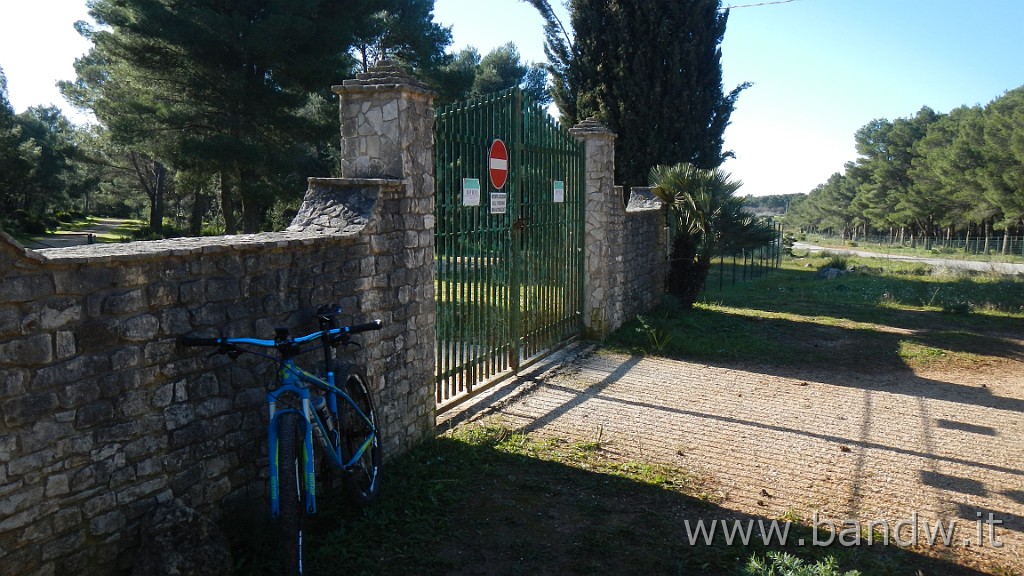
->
[344,320,383,335]
[178,319,383,349]
[179,336,223,347]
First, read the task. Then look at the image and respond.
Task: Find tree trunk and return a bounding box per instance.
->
[239,168,262,233]
[128,153,165,234]
[667,232,709,309]
[219,172,237,235]
[189,193,210,236]
[149,162,165,233]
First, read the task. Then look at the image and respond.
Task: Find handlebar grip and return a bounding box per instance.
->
[179,336,222,347]
[346,320,383,334]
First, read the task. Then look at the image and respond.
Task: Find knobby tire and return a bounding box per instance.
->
[337,370,382,504]
[278,412,304,576]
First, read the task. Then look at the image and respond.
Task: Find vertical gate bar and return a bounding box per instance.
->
[462,100,472,393]
[532,102,541,357]
[489,94,499,378]
[534,105,544,356]
[448,104,458,399]
[444,105,453,401]
[473,97,481,385]
[441,105,451,403]
[482,95,492,382]
[440,103,449,401]
[435,107,443,403]
[458,101,469,394]
[475,96,485,386]
[492,93,500,375]
[511,90,522,371]
[445,105,452,402]
[540,107,546,353]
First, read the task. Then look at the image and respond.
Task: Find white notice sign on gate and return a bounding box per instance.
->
[553,180,565,203]
[490,192,507,214]
[463,178,481,206]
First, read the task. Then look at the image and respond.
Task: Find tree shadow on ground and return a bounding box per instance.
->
[259,429,992,576]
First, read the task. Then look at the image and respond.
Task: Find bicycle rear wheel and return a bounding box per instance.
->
[336,370,382,504]
[277,412,305,576]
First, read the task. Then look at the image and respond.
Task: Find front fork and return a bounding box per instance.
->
[268,382,318,517]
[268,366,343,517]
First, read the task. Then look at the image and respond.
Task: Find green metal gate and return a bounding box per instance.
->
[435,89,584,412]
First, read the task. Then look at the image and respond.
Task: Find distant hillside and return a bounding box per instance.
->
[741,193,805,217]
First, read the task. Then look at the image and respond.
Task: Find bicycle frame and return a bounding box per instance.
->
[181,314,382,576]
[267,358,377,517]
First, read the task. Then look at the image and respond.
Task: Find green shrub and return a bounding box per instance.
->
[942,302,971,314]
[19,215,49,235]
[823,256,849,270]
[130,222,185,241]
[744,551,861,576]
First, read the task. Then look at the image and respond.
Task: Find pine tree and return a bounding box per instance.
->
[62,0,385,233]
[0,67,33,217]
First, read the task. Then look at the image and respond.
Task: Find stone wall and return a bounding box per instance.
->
[0,65,436,576]
[0,177,435,575]
[571,119,666,338]
[622,188,668,321]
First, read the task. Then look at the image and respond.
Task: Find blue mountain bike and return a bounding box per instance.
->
[180,306,383,576]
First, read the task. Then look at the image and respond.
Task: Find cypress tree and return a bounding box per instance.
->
[526,0,747,186]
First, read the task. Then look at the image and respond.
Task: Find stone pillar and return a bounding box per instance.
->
[332,62,438,448]
[570,117,624,339]
[334,60,435,187]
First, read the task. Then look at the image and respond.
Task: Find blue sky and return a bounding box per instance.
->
[3,0,1023,196]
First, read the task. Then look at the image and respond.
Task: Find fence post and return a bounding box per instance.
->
[570,117,621,339]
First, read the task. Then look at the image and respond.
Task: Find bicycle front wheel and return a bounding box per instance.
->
[337,370,382,505]
[277,412,305,576]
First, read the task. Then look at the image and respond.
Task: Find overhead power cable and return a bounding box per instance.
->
[722,0,801,9]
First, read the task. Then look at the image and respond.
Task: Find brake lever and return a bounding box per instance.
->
[208,344,242,360]
[330,332,361,349]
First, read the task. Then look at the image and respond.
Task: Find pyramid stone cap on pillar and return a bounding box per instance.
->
[332,60,433,95]
[570,116,616,140]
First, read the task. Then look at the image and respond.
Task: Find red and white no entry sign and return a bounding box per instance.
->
[489,139,508,190]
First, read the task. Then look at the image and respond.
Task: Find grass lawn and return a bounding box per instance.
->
[609,253,1024,373]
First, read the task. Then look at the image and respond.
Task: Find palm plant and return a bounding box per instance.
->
[650,163,777,307]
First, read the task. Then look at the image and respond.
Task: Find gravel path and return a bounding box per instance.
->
[449,346,1024,573]
[22,218,129,249]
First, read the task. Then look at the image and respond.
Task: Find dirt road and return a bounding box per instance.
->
[794,241,1024,275]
